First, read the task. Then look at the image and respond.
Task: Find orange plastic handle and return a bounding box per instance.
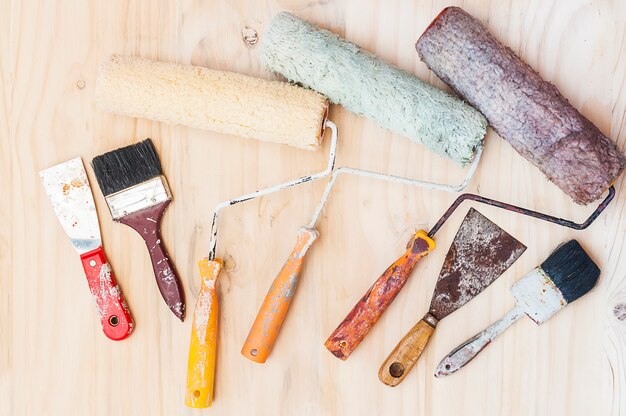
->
[241,227,319,363]
[185,258,222,408]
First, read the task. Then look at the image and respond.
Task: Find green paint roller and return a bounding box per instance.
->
[259,11,487,166]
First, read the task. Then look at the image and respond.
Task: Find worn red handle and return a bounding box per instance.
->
[119,201,185,321]
[79,247,134,340]
[242,227,319,363]
[325,230,435,360]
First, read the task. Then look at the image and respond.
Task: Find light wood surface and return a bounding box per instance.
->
[1,1,625,415]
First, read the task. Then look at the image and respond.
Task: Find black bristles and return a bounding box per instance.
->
[92,139,163,196]
[540,240,600,304]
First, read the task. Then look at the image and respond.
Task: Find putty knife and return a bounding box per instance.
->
[40,157,134,340]
[378,208,526,386]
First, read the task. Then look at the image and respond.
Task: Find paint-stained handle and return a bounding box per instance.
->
[434,306,524,377]
[378,314,437,386]
[185,258,223,408]
[80,247,134,341]
[242,227,319,363]
[119,201,185,321]
[325,230,435,360]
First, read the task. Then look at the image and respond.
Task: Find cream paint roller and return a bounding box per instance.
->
[240,12,488,363]
[96,55,329,151]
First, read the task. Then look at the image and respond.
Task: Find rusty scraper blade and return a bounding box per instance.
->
[429,208,527,320]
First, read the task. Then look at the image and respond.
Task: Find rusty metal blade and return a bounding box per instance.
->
[429,208,526,320]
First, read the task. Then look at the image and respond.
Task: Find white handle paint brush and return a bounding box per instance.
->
[435,239,600,377]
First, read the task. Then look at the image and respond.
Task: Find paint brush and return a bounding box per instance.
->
[92,139,185,321]
[434,239,600,377]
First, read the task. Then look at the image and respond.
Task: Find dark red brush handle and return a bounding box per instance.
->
[325,231,435,360]
[119,201,185,321]
[80,247,134,340]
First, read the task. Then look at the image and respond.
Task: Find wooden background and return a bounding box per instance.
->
[1,0,625,415]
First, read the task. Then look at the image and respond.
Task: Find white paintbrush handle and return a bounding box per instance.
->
[434,306,525,377]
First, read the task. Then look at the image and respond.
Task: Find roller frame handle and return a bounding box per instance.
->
[434,306,524,377]
[324,230,435,360]
[79,247,134,341]
[378,313,437,386]
[119,201,185,321]
[241,227,319,363]
[185,258,223,408]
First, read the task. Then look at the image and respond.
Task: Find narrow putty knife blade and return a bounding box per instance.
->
[429,208,527,320]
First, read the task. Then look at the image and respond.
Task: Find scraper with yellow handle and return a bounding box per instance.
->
[185,258,222,408]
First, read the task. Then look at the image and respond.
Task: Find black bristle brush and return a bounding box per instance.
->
[435,239,600,376]
[92,139,185,321]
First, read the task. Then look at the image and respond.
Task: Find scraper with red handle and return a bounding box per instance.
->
[40,157,134,340]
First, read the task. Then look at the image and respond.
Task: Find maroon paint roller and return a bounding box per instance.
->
[416,7,625,205]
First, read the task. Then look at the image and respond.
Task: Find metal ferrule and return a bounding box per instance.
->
[105,176,171,220]
[510,267,566,325]
[423,312,439,328]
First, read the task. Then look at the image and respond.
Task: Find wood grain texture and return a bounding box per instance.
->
[0,1,624,415]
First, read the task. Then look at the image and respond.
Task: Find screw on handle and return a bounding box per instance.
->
[241,227,319,363]
[324,231,435,360]
[185,258,222,408]
[378,313,438,386]
[79,247,134,341]
[434,306,524,377]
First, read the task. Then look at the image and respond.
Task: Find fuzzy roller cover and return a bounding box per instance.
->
[96,55,329,150]
[259,12,487,166]
[416,7,626,204]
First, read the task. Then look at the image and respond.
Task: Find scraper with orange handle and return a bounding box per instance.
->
[185,258,222,408]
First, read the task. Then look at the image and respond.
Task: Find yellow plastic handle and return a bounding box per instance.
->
[185,258,223,408]
[241,227,319,363]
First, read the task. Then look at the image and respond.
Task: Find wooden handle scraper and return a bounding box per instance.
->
[378,208,526,386]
